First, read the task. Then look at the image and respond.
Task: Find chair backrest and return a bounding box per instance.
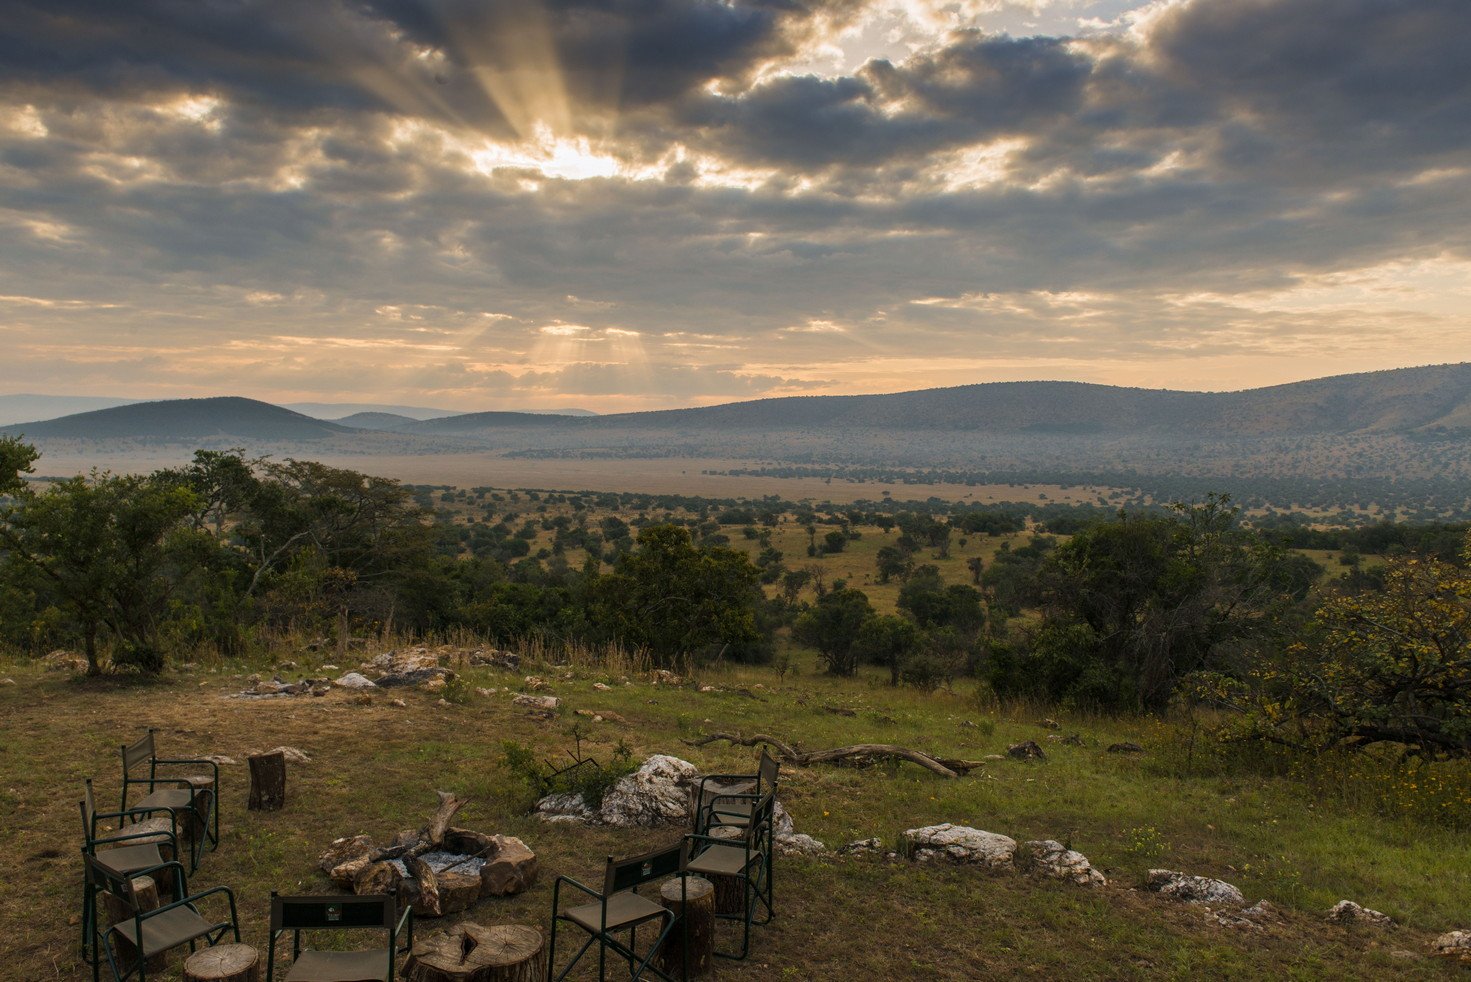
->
[744,790,776,845]
[79,779,97,842]
[271,893,396,933]
[121,730,156,782]
[603,843,685,895]
[758,749,779,791]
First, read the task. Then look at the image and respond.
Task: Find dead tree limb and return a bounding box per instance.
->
[684,732,984,778]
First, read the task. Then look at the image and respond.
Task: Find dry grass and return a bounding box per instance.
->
[2,644,1466,981]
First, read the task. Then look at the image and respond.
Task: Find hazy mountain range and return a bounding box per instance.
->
[0,395,596,427]
[5,365,1471,496]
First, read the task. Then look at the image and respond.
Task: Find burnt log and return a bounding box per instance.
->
[247,751,286,811]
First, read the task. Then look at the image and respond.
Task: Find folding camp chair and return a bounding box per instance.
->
[83,853,238,982]
[548,844,688,981]
[693,748,779,838]
[119,729,219,872]
[266,893,413,982]
[79,778,183,964]
[684,791,774,961]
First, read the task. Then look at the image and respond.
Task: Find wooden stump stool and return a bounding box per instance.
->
[659,876,715,978]
[184,943,260,982]
[404,923,546,982]
[101,875,165,974]
[247,750,287,811]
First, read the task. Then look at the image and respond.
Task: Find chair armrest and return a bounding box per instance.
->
[153,758,220,781]
[551,875,602,914]
[394,905,414,952]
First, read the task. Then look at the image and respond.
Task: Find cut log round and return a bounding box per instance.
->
[404,923,546,982]
[247,751,286,811]
[101,876,165,974]
[183,943,260,982]
[408,855,443,917]
[658,876,715,978]
[436,871,483,916]
[711,870,747,918]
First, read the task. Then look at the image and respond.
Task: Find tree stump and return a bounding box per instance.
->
[404,923,545,982]
[658,876,715,978]
[248,751,286,811]
[100,875,165,974]
[184,943,260,982]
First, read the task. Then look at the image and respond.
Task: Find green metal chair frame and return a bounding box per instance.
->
[548,843,688,981]
[683,790,774,961]
[266,892,413,982]
[79,778,183,965]
[83,854,238,982]
[693,749,779,837]
[119,729,220,873]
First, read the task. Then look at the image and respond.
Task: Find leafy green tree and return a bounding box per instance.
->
[898,568,985,637]
[793,587,874,676]
[854,612,920,686]
[591,525,766,665]
[875,545,912,584]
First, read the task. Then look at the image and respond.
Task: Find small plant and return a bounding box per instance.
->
[1123,825,1169,860]
[441,674,473,704]
[500,727,638,810]
[773,649,792,683]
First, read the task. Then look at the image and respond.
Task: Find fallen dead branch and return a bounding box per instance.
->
[682,732,987,778]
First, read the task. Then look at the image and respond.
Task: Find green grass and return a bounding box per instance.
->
[1,646,1466,980]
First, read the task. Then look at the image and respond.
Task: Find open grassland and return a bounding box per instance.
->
[3,646,1468,981]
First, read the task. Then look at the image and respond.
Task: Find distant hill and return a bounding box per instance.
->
[1,397,355,441]
[0,394,139,426]
[286,401,597,420]
[333,411,420,431]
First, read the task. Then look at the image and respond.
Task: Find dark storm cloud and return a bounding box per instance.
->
[3,0,1470,407]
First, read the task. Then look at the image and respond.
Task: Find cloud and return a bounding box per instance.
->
[1,0,1469,409]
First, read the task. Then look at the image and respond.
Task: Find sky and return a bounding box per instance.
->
[2,0,1469,413]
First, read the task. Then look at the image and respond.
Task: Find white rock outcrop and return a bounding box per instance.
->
[1019,839,1105,887]
[902,824,1017,868]
[1434,930,1471,961]
[1326,900,1393,928]
[333,672,378,689]
[1146,869,1245,906]
[598,754,702,827]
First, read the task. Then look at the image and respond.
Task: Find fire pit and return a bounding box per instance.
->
[318,792,538,917]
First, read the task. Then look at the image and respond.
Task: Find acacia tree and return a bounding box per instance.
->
[853,612,920,686]
[1202,536,1471,759]
[793,587,874,676]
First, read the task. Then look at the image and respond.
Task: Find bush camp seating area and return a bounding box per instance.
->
[79,729,780,981]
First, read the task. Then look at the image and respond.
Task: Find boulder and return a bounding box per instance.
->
[902,824,1017,868]
[319,834,375,876]
[598,755,701,827]
[1019,840,1106,887]
[480,835,538,896]
[1146,869,1245,906]
[534,792,596,823]
[513,693,561,711]
[435,871,483,915]
[334,672,378,690]
[1434,930,1471,962]
[43,649,88,673]
[1326,900,1393,928]
[775,833,826,856]
[1007,741,1046,761]
[839,838,885,856]
[377,667,452,688]
[353,861,402,897]
[1107,742,1145,755]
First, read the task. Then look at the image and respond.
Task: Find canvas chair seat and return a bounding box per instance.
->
[134,787,196,813]
[685,843,761,878]
[280,947,393,982]
[113,903,218,957]
[563,891,668,934]
[92,842,169,878]
[97,816,174,847]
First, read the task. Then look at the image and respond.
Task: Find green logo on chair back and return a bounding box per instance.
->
[641,861,653,878]
[326,903,342,922]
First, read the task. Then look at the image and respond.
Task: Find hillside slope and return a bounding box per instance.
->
[0,397,355,441]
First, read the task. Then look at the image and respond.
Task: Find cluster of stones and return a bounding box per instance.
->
[317,828,538,918]
[896,824,1107,887]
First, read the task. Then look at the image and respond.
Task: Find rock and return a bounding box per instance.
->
[277,660,298,671]
[334,672,378,690]
[1062,734,1084,746]
[1007,741,1046,761]
[330,855,374,889]
[650,669,684,686]
[377,667,451,688]
[1241,900,1279,922]
[1433,930,1471,961]
[480,835,538,896]
[839,838,885,856]
[513,693,561,711]
[261,745,310,764]
[1019,840,1106,887]
[320,664,338,671]
[319,834,375,876]
[534,792,596,823]
[699,685,719,693]
[1039,718,1061,730]
[775,832,826,856]
[469,650,520,670]
[522,675,548,691]
[902,825,1017,868]
[1326,900,1393,927]
[0,678,14,685]
[598,754,701,827]
[592,682,611,691]
[1107,742,1145,754]
[353,860,402,897]
[43,649,87,672]
[389,698,406,707]
[1146,869,1245,907]
[424,676,447,692]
